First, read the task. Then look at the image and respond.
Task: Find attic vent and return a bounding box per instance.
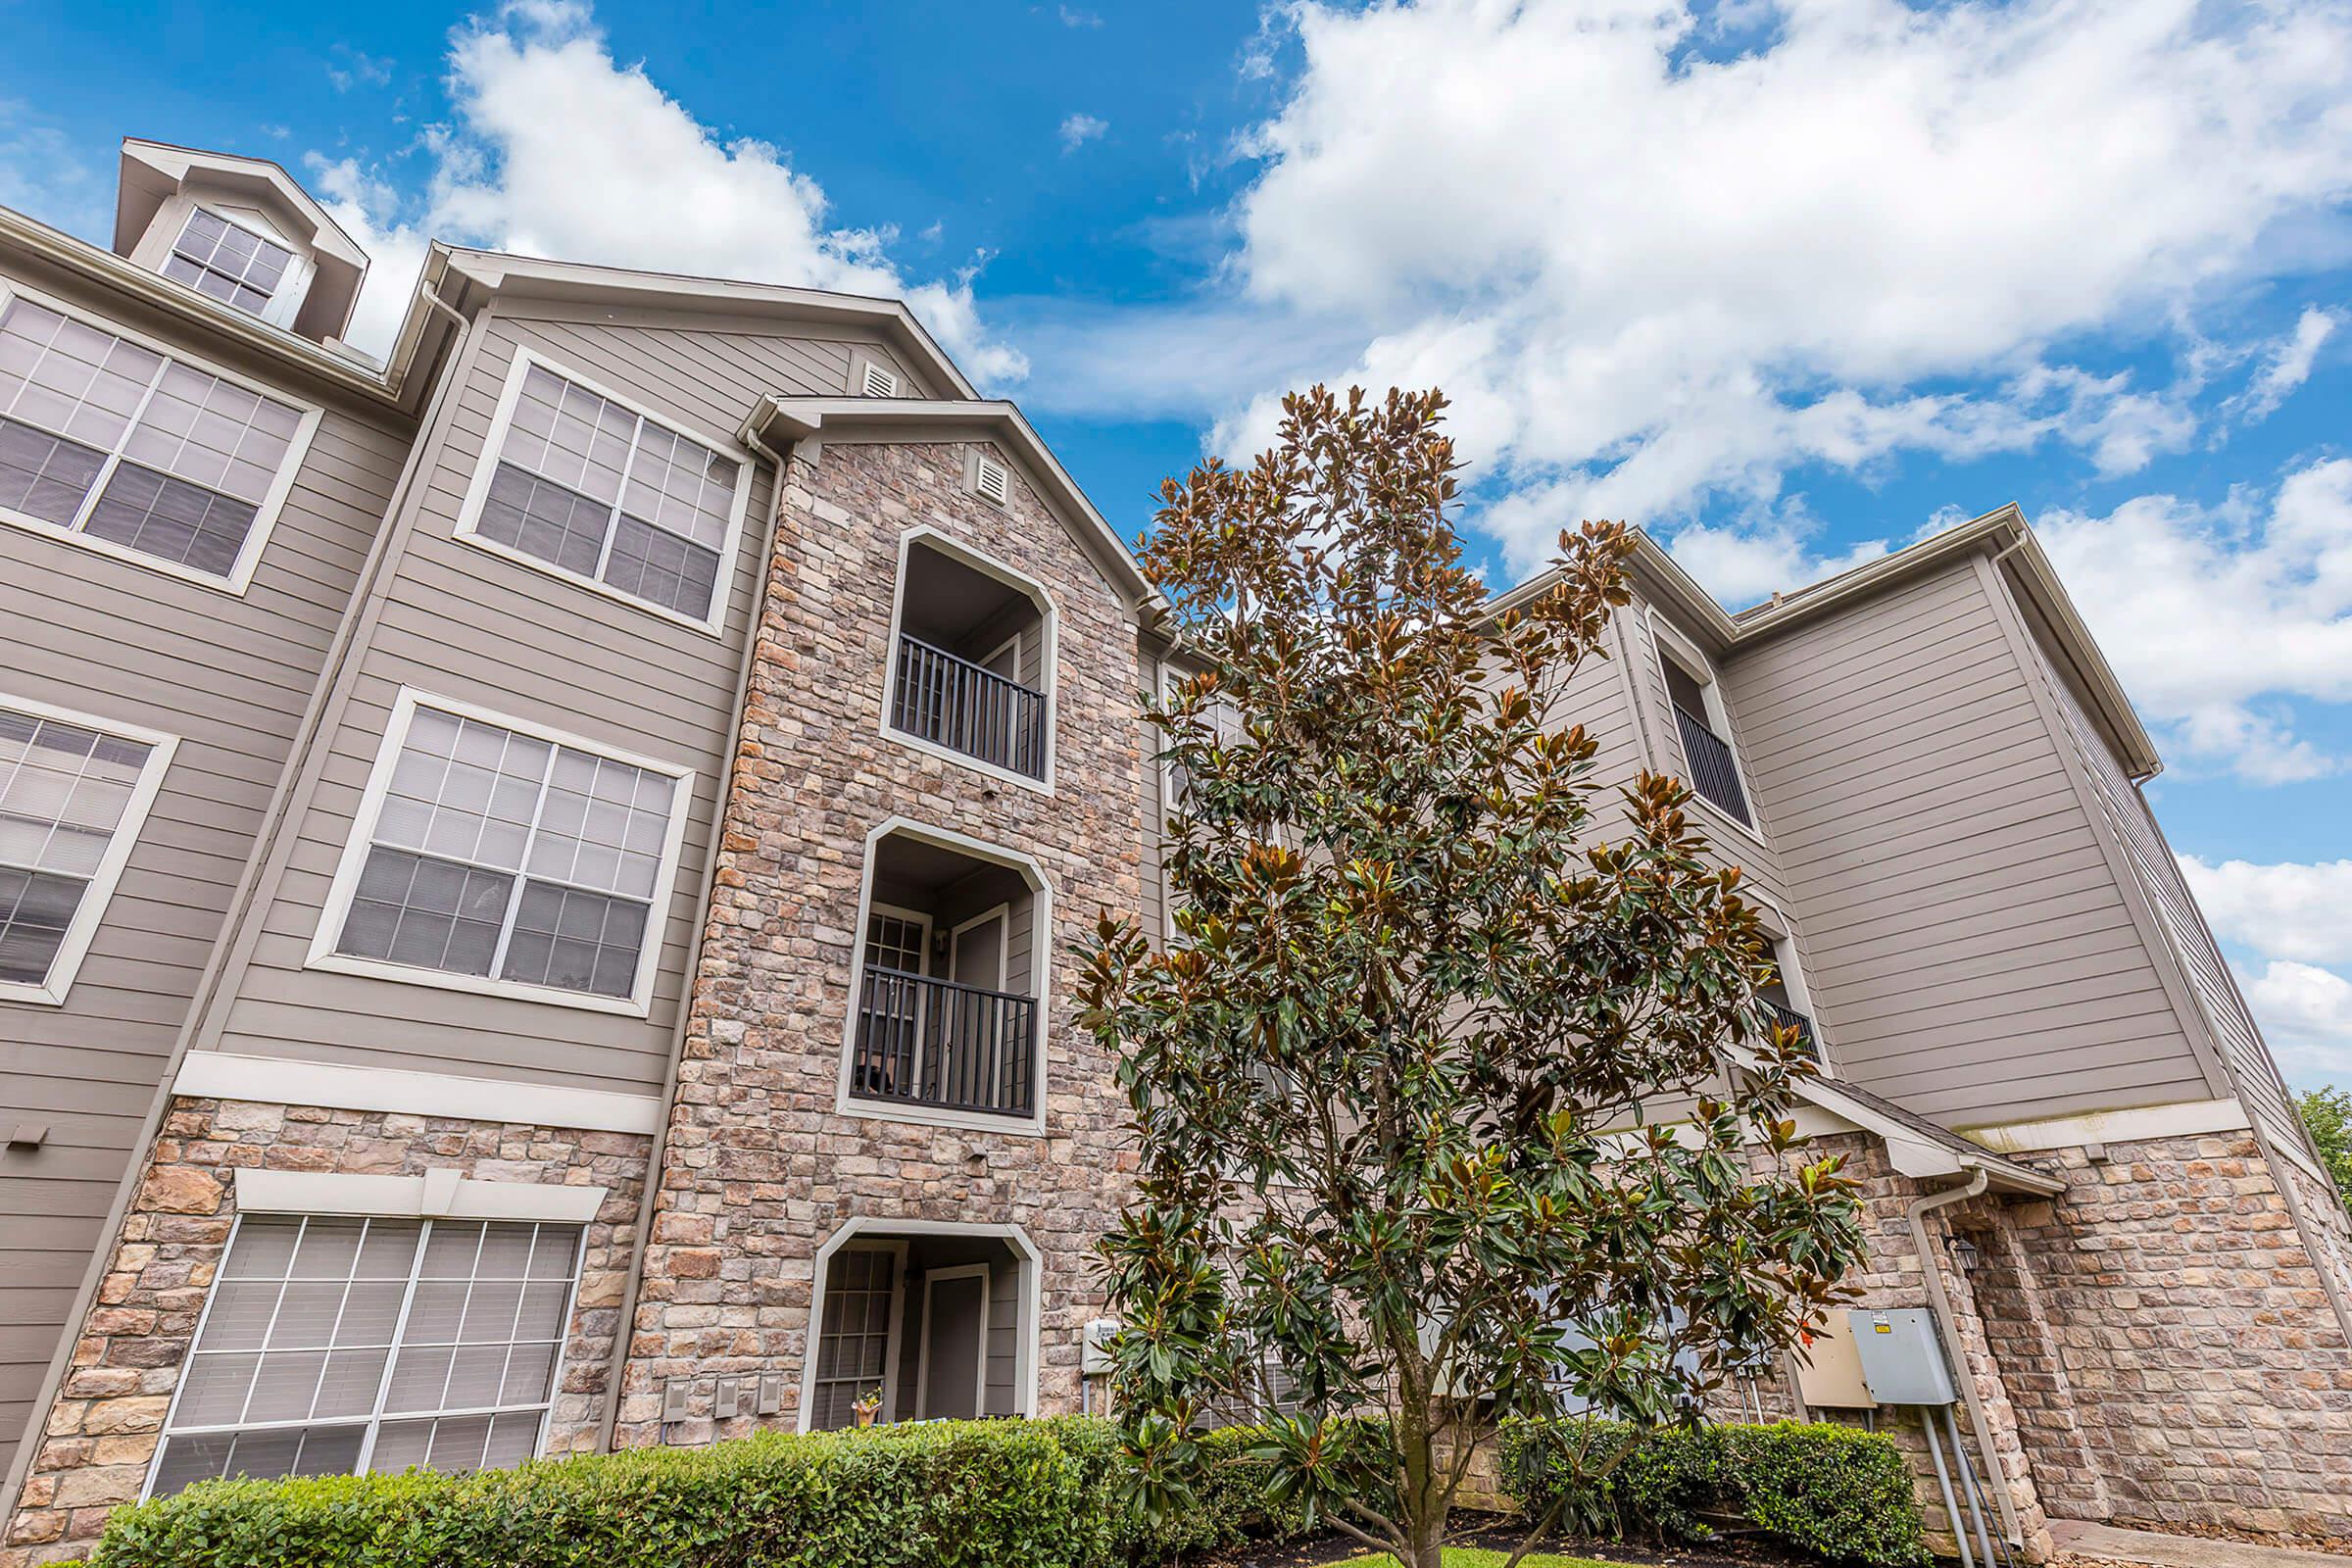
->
[861,362,901,398]
[974,456,1011,506]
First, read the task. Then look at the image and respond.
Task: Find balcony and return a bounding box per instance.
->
[887,535,1052,782]
[1761,998,1818,1059]
[1671,704,1751,826]
[846,824,1044,1125]
[852,967,1037,1117]
[891,635,1047,780]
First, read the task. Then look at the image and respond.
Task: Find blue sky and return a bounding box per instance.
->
[6,0,2352,1087]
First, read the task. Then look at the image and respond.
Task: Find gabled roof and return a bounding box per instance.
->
[743,393,1155,609]
[1489,505,2161,780]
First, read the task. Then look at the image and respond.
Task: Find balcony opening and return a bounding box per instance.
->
[1759,933,1819,1061]
[1658,643,1752,828]
[804,1225,1036,1431]
[846,825,1045,1125]
[886,532,1052,783]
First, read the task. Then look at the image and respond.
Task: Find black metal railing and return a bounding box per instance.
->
[1671,704,1752,826]
[851,966,1038,1118]
[890,634,1048,779]
[1762,999,1818,1058]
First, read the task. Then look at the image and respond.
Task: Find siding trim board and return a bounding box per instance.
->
[301,685,700,1018]
[0,276,327,596]
[449,344,757,638]
[172,1051,662,1133]
[0,689,181,1005]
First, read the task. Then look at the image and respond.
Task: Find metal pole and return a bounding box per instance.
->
[1919,1405,1975,1568]
[1945,1403,2000,1568]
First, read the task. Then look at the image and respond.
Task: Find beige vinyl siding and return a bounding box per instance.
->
[0,266,405,1486]
[194,305,919,1094]
[2020,606,2301,1148]
[1721,558,2213,1126]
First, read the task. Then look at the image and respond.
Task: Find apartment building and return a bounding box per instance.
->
[1,141,2346,1565]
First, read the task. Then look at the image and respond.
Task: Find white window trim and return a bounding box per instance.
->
[950,903,1011,993]
[450,346,757,638]
[304,687,697,1017]
[1742,893,1827,1072]
[878,524,1058,797]
[0,690,179,1006]
[0,277,324,596]
[836,816,1052,1138]
[169,204,318,334]
[1643,607,1771,851]
[913,1263,993,1420]
[141,1208,586,1501]
[799,1218,1041,1433]
[233,1167,610,1223]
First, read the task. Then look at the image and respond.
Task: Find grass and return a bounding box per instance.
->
[1342,1551,1634,1567]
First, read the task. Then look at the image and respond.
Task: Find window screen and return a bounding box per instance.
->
[0,297,306,578]
[810,1247,898,1430]
[333,704,677,1000]
[0,705,158,987]
[149,1215,581,1497]
[473,364,739,620]
[163,210,296,318]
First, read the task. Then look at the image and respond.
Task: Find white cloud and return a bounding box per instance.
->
[2180,856,2352,966]
[2239,960,2352,1082]
[2038,457,2352,781]
[1132,0,2352,575]
[320,1,1024,383]
[1058,113,1108,154]
[2230,306,2343,423]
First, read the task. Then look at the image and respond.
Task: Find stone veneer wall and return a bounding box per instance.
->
[0,1097,648,1568]
[614,439,1147,1445]
[1995,1129,2352,1538]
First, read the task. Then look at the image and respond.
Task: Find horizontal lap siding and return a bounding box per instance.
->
[0,263,404,1485]
[199,308,891,1097]
[1721,560,2211,1127]
[2025,617,2302,1149]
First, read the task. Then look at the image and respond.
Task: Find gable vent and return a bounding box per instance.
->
[860,362,901,398]
[974,456,1011,506]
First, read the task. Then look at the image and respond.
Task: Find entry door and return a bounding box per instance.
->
[917,1265,991,1420]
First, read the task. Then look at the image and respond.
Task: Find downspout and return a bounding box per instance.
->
[1904,1164,2027,1547]
[593,416,796,1453]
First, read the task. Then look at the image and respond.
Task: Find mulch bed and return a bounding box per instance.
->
[1222,1511,1834,1567]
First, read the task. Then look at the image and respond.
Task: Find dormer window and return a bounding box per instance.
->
[163,209,295,319]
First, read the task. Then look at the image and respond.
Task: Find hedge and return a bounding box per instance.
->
[83,1416,1347,1568]
[1498,1417,1929,1567]
[87,1414,1917,1568]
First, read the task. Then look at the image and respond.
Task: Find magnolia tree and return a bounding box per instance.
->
[1078,387,1866,1568]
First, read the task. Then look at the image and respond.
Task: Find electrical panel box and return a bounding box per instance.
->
[1791,1308,1874,1408]
[1081,1318,1120,1376]
[1851,1307,1956,1405]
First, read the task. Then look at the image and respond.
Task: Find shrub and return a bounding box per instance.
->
[1498,1417,1929,1567]
[87,1414,1355,1568]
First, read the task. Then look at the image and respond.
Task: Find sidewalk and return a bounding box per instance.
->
[2050,1520,2352,1568]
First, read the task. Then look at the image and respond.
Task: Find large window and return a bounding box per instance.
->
[148,1214,582,1498]
[163,209,296,319]
[0,695,176,1004]
[457,354,751,629]
[312,692,691,1010]
[808,1243,903,1431]
[0,292,316,588]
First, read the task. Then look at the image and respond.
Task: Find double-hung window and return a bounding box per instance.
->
[163,209,296,319]
[0,292,316,588]
[459,354,750,629]
[148,1214,582,1497]
[0,695,176,1004]
[312,693,692,1010]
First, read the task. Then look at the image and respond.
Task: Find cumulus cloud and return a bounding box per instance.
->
[2038,457,2352,782]
[321,0,1025,382]
[1058,113,1108,154]
[2239,960,2352,1081]
[1147,0,2352,575]
[2180,856,2352,966]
